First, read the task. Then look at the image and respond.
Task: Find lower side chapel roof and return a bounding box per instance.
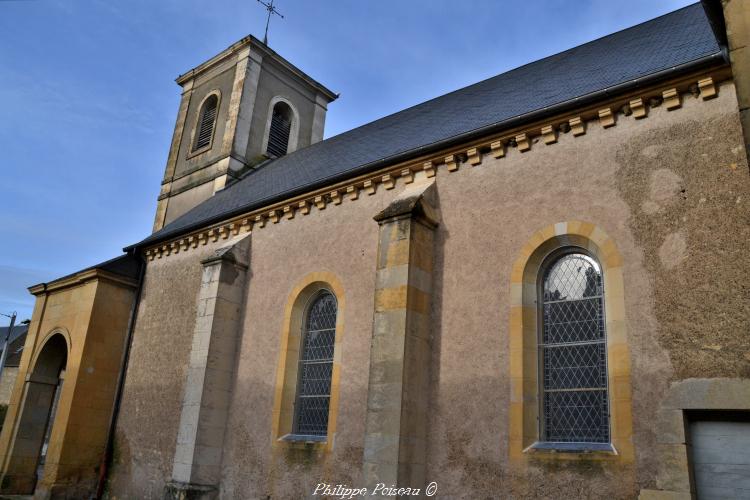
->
[28,254,142,292]
[136,2,724,249]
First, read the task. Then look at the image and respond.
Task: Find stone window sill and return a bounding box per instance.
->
[279,433,327,444]
[186,144,212,160]
[526,441,617,454]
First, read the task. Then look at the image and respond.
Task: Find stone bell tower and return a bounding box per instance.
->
[153,35,337,232]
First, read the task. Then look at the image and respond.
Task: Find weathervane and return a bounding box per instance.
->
[257,0,284,45]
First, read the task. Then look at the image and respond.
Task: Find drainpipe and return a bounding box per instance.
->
[95,250,145,499]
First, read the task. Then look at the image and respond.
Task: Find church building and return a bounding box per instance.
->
[0,1,748,498]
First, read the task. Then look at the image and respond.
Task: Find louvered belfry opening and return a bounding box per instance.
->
[540,251,610,443]
[266,102,292,157]
[193,94,218,152]
[294,291,337,436]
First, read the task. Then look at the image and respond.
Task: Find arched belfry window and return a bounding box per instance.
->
[266,101,292,157]
[192,94,218,152]
[294,290,337,436]
[540,250,609,444]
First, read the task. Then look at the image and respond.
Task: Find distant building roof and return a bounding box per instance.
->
[137,2,724,248]
[0,324,28,368]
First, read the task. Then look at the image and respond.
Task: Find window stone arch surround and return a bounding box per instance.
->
[508,221,634,462]
[261,96,300,157]
[187,89,222,158]
[271,271,345,453]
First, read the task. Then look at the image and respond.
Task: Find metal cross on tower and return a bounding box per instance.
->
[257,0,284,45]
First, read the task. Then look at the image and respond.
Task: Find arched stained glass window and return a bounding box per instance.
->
[193,94,218,152]
[540,251,610,443]
[294,291,337,436]
[266,101,292,157]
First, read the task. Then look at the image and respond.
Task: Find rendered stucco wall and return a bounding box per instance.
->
[109,80,749,499]
[219,188,389,499]
[426,80,748,498]
[106,248,212,499]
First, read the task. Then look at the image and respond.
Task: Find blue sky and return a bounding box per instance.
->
[0,0,695,322]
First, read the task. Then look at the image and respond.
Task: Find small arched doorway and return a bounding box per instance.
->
[1,333,67,494]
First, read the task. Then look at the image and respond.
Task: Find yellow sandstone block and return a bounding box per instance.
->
[509,438,525,461]
[606,319,627,345]
[510,283,523,307]
[566,220,583,235]
[385,240,411,267]
[608,343,632,377]
[509,350,524,378]
[576,221,595,238]
[537,225,555,242]
[406,287,431,314]
[510,377,524,402]
[610,375,633,402]
[509,402,524,439]
[510,260,526,283]
[374,286,408,311]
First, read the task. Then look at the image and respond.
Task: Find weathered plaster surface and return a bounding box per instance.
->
[614,87,750,382]
[425,81,748,499]
[219,191,392,499]
[106,248,212,499]
[108,82,749,499]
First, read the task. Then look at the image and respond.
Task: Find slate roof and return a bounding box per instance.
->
[94,254,141,280]
[29,253,142,290]
[136,2,724,248]
[0,325,28,368]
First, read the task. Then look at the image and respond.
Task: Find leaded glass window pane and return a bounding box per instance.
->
[295,291,337,436]
[541,252,609,443]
